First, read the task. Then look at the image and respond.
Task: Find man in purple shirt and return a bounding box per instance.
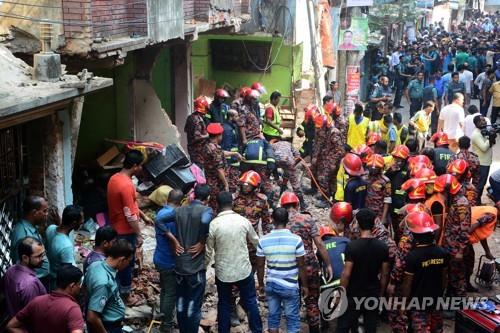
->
[83,226,117,274]
[4,237,47,317]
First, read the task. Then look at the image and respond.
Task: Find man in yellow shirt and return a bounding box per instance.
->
[347,103,370,149]
[409,101,435,151]
[489,79,500,125]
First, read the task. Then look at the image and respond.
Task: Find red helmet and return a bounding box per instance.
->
[408,155,433,170]
[304,104,319,121]
[406,211,439,234]
[434,174,462,194]
[352,144,373,164]
[215,88,229,98]
[367,133,382,146]
[324,102,341,116]
[248,89,261,99]
[239,87,252,98]
[280,191,299,206]
[342,153,365,176]
[410,162,429,177]
[206,123,224,135]
[251,82,266,94]
[239,170,261,187]
[391,145,410,160]
[365,154,385,169]
[414,168,437,183]
[194,96,210,114]
[314,114,332,129]
[405,203,428,214]
[401,178,427,200]
[319,225,337,238]
[330,202,353,224]
[430,132,449,147]
[446,159,470,178]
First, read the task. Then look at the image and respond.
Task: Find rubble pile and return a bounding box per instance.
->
[131,267,161,305]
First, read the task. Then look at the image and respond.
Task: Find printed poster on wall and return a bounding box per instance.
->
[345,65,361,115]
[330,7,341,62]
[338,17,369,51]
[346,0,373,6]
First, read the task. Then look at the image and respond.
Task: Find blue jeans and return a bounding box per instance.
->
[478,165,491,204]
[116,234,136,294]
[216,273,262,333]
[176,270,206,333]
[489,175,500,202]
[265,282,301,333]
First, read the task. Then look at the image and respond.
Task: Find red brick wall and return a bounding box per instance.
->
[184,0,195,22]
[62,0,147,40]
[195,0,210,21]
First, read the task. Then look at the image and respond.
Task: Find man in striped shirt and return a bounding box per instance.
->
[256,208,308,333]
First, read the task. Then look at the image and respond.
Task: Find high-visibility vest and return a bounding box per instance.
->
[335,164,349,201]
[379,120,397,146]
[469,206,498,244]
[347,114,369,149]
[262,104,282,137]
[396,125,408,145]
[425,193,447,245]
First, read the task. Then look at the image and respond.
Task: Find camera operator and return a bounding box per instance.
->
[471,115,496,204]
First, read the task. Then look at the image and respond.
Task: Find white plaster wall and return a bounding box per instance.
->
[133,79,181,148]
[296,0,313,73]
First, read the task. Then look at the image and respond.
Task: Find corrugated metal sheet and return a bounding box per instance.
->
[148,0,184,43]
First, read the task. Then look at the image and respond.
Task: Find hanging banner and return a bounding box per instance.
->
[345,65,361,115]
[319,0,335,68]
[338,17,369,51]
[330,7,341,52]
[346,0,373,6]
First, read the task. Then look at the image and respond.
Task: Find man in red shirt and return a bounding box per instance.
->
[6,265,84,333]
[107,149,148,305]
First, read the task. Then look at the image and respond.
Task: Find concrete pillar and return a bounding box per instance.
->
[43,114,65,215]
[174,42,192,151]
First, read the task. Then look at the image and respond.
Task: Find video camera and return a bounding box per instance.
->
[481,123,500,137]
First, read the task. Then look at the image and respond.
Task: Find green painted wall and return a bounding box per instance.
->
[76,54,136,164]
[152,48,174,121]
[192,34,303,102]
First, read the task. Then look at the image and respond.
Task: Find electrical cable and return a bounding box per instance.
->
[298,156,333,205]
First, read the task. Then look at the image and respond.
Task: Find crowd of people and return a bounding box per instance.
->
[2,10,500,333]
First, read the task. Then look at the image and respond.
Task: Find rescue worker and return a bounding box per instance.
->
[240,136,276,203]
[297,104,318,159]
[233,171,272,268]
[430,132,454,175]
[221,109,242,192]
[402,212,448,333]
[185,96,210,167]
[335,144,372,202]
[325,100,348,146]
[236,88,262,145]
[448,136,480,190]
[281,192,332,333]
[347,103,369,150]
[367,132,382,150]
[365,154,392,226]
[204,123,229,210]
[342,153,368,210]
[206,89,230,124]
[434,174,471,297]
[409,101,435,151]
[330,202,354,238]
[250,82,266,120]
[308,114,331,197]
[447,159,477,205]
[231,86,249,112]
[379,114,398,152]
[385,145,410,242]
[269,137,307,210]
[393,112,409,145]
[316,114,345,208]
[263,91,283,141]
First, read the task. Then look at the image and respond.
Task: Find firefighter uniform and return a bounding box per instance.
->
[240,138,276,199]
[317,126,345,198]
[204,140,227,211]
[184,113,208,167]
[221,121,241,192]
[237,103,261,141]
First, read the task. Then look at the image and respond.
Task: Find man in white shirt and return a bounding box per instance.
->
[205,191,262,332]
[474,64,492,92]
[464,105,491,139]
[471,115,495,204]
[459,64,474,105]
[438,92,465,152]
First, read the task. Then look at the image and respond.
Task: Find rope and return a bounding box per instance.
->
[298,156,333,205]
